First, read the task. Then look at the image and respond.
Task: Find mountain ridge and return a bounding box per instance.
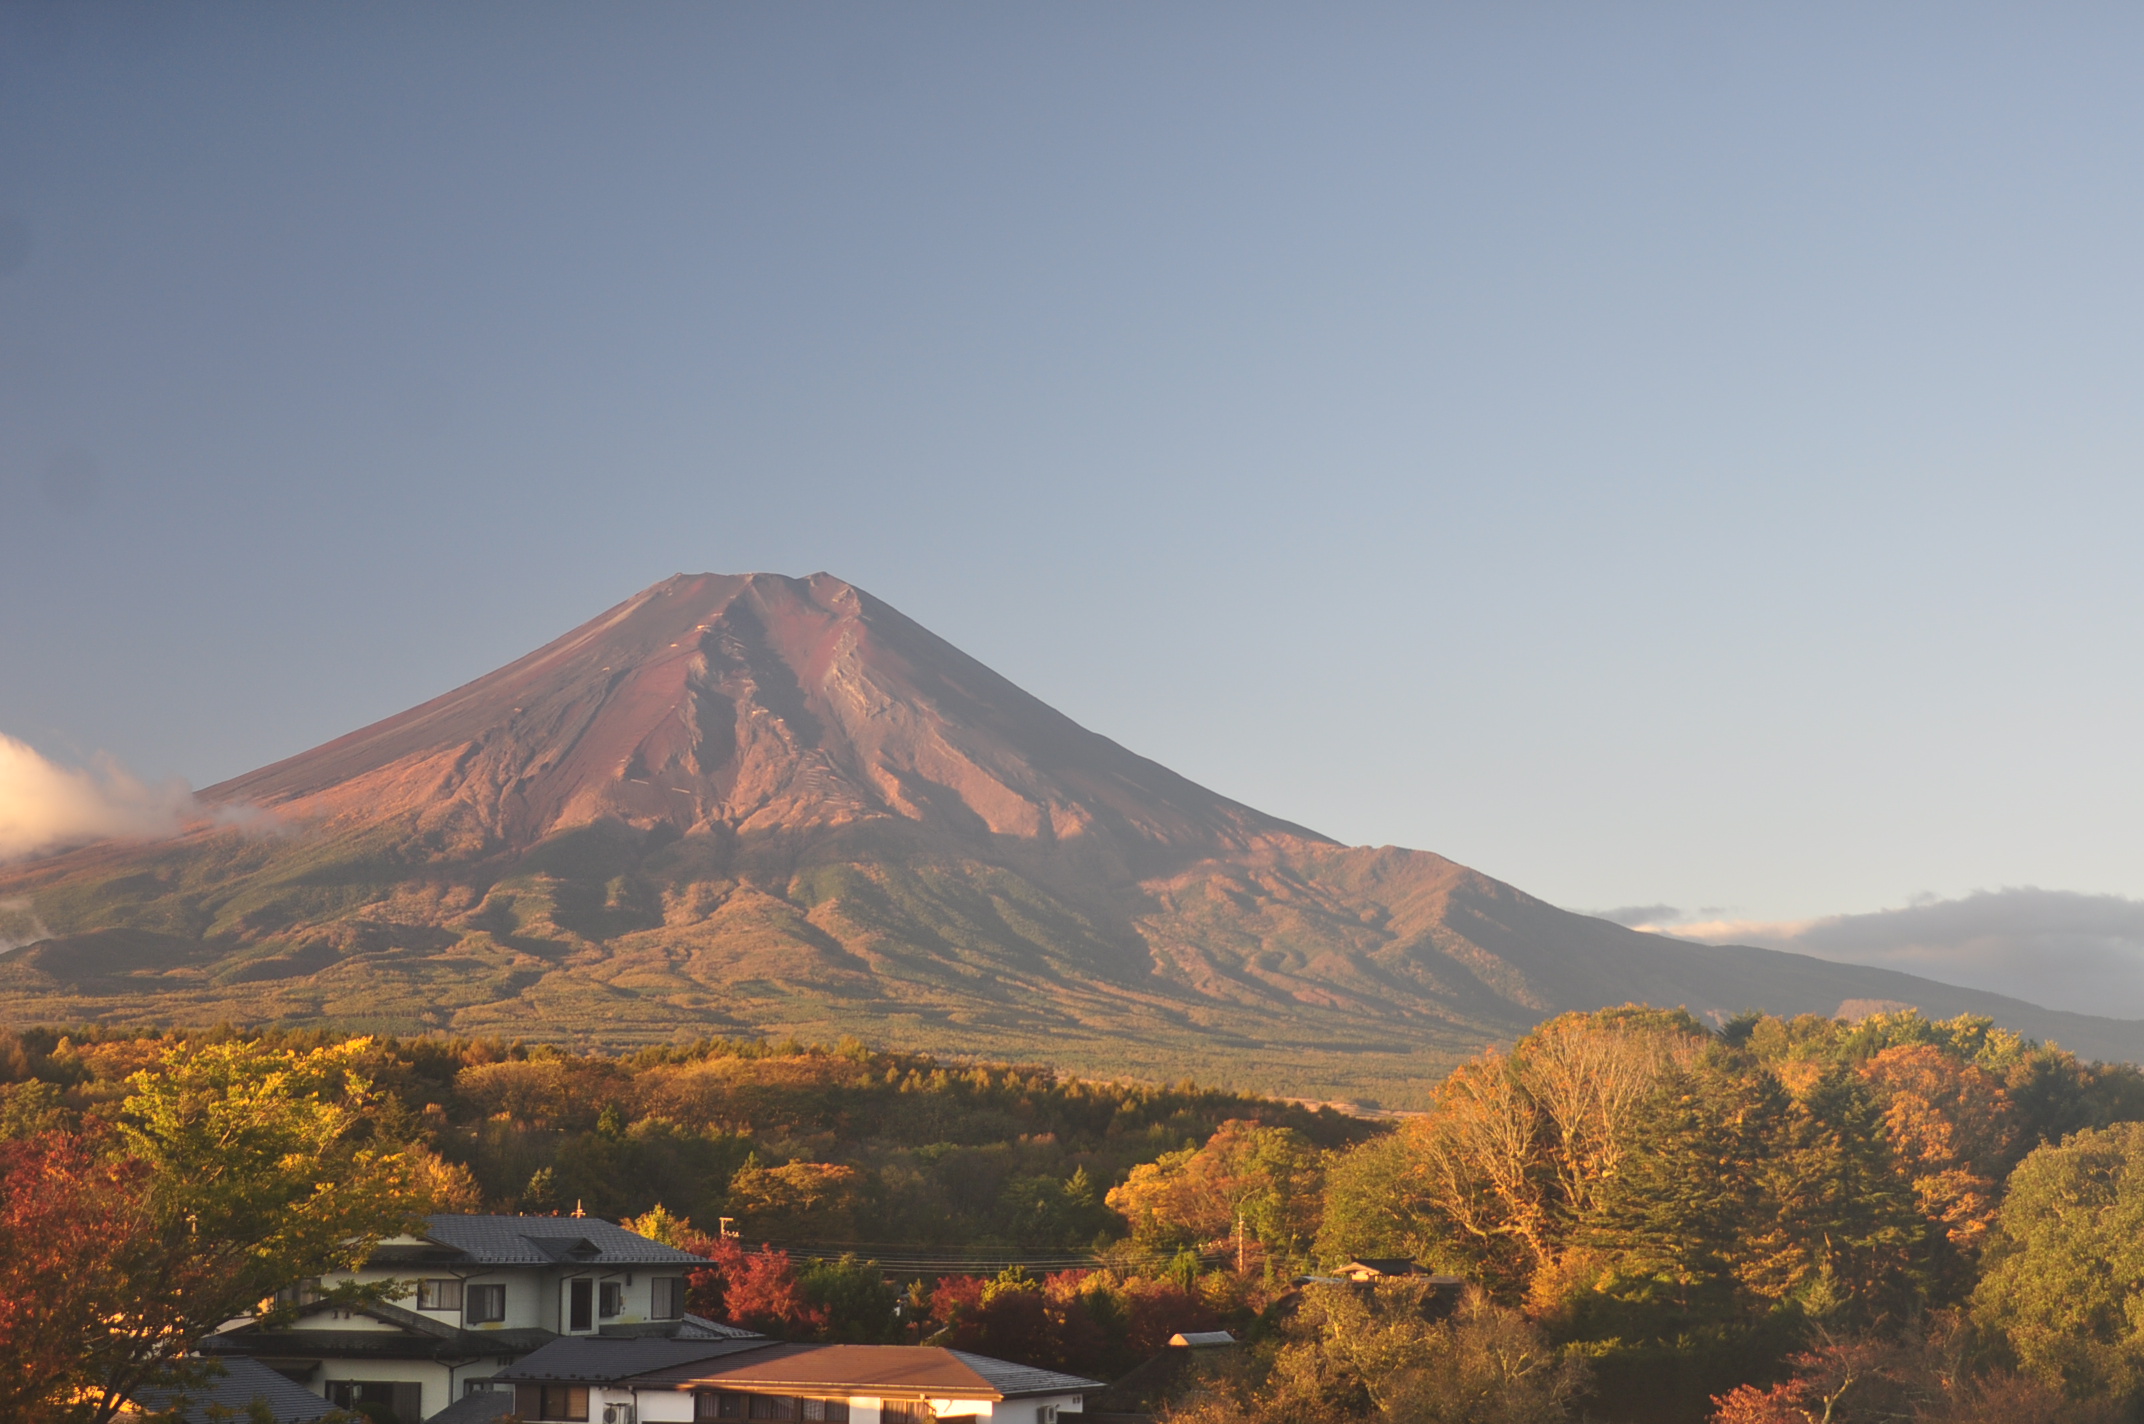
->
[4,571,2139,1105]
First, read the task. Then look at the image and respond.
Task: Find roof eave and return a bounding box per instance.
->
[642,1383,1008,1402]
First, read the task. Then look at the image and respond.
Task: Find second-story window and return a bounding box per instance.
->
[599,1282,625,1318]
[418,1279,463,1312]
[651,1277,685,1320]
[465,1283,507,1325]
[568,1278,594,1332]
[272,1277,323,1308]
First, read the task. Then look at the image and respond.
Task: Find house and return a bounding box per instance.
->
[496,1335,1102,1424]
[200,1214,725,1424]
[1326,1262,1467,1316]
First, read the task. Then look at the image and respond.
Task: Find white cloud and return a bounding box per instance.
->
[0,732,196,862]
[1645,888,2144,1019]
[1588,904,1685,929]
[0,897,51,953]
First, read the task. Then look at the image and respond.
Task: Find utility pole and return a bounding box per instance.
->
[1235,1213,1246,1274]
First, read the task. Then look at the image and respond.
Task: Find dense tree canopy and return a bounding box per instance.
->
[1973,1121,2144,1403]
[0,1037,430,1422]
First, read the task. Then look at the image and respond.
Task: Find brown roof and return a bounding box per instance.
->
[639,1344,1101,1400]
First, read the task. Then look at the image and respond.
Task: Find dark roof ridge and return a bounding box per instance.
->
[410,1214,707,1267]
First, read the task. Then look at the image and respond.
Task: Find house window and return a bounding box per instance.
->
[568,1278,595,1332]
[651,1276,686,1320]
[1036,1407,1059,1424]
[417,1278,463,1312]
[327,1381,424,1424]
[465,1283,507,1325]
[695,1393,748,1420]
[881,1405,934,1424]
[273,1277,324,1307]
[516,1385,592,1422]
[599,1281,625,1318]
[747,1397,795,1421]
[800,1401,849,1422]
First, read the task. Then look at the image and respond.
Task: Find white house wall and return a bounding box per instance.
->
[620,1386,696,1423]
[986,1395,1085,1424]
[315,1359,452,1421]
[337,1265,691,1335]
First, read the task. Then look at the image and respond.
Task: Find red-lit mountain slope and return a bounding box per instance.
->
[206,573,1315,865]
[3,573,2138,1105]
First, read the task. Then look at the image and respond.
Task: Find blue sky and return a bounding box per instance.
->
[4,4,2144,938]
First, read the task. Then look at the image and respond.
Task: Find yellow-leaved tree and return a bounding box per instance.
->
[57,1037,429,1422]
[1106,1119,1326,1259]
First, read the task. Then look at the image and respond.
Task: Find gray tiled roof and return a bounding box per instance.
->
[498,1335,777,1383]
[600,1314,764,1342]
[200,1324,551,1362]
[414,1214,708,1266]
[131,1357,335,1424]
[197,1299,552,1363]
[949,1351,1106,1397]
[426,1389,517,1424]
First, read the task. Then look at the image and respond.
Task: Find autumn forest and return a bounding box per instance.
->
[9,1006,2144,1423]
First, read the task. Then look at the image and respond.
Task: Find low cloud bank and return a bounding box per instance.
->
[0,732,196,863]
[1620,889,2144,1020]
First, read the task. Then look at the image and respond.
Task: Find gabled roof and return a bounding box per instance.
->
[197,1299,551,1362]
[129,1357,336,1424]
[638,1344,1103,1400]
[1086,1347,1196,1415]
[498,1335,778,1383]
[200,1301,753,1370]
[396,1214,708,1267]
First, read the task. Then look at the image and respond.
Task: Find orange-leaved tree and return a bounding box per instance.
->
[0,1132,155,1422]
[1857,1043,2018,1262]
[1106,1119,1325,1258]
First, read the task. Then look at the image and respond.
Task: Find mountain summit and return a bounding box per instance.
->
[5,572,2141,1102]
[209,573,1312,862]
